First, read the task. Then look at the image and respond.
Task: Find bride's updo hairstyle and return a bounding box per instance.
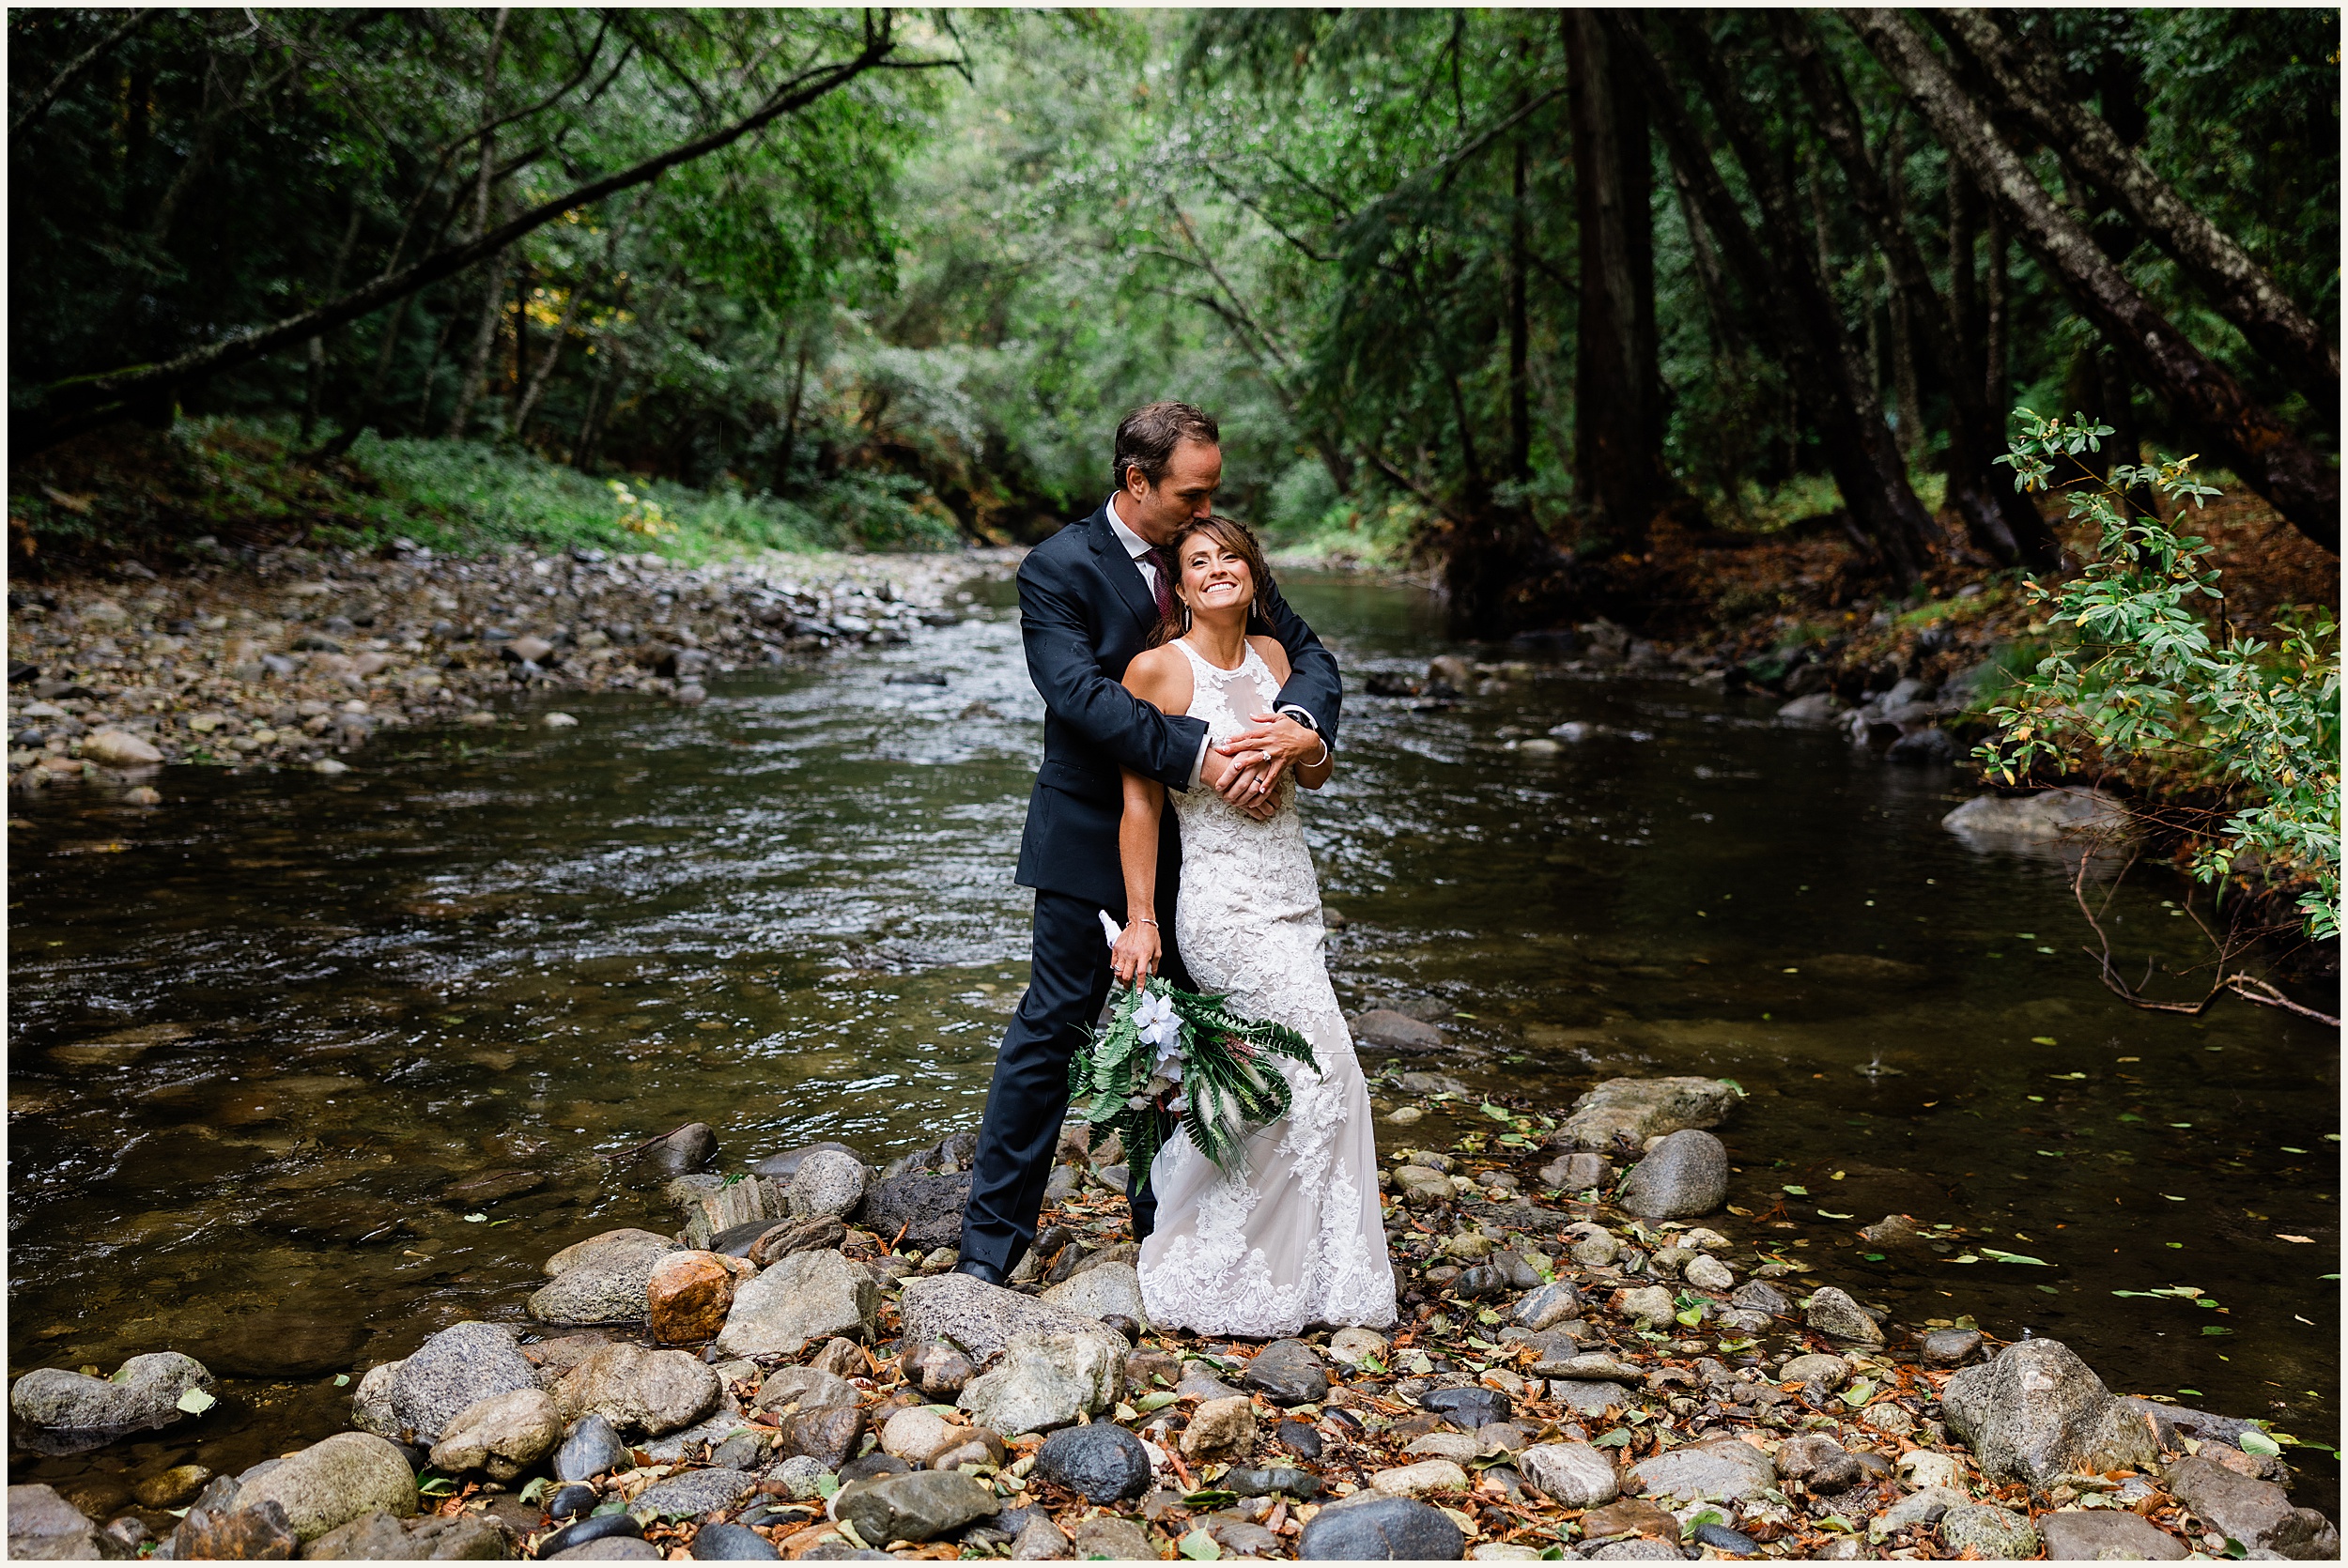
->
[1151,515,1271,647]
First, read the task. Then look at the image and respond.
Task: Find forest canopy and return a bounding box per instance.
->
[9,8,2340,631]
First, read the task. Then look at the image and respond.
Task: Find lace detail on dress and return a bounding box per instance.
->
[1135,638,1398,1337]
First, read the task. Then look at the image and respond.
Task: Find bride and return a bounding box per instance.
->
[1106,515,1397,1338]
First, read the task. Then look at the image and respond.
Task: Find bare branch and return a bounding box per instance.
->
[13,8,156,136]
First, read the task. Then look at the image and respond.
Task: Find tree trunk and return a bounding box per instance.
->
[1881,119,1924,464]
[1564,9,1661,557]
[446,250,509,438]
[510,259,533,425]
[1641,13,1939,581]
[1928,7,2338,408]
[1773,11,2056,566]
[773,329,811,493]
[1506,134,1532,487]
[1985,197,2009,420]
[1845,7,2338,554]
[301,201,366,443]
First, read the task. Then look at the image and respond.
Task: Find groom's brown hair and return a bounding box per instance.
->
[1113,401,1220,491]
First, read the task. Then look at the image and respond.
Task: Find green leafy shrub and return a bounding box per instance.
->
[1980,410,2340,939]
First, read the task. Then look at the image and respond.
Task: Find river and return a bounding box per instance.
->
[8,570,2338,1514]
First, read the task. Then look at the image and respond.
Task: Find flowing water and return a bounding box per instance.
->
[8,572,2339,1515]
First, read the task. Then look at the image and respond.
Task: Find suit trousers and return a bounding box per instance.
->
[958,887,1190,1275]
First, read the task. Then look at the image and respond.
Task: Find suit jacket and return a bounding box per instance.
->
[1013,499,1343,910]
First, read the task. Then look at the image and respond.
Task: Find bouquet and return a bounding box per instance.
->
[1068,915,1321,1179]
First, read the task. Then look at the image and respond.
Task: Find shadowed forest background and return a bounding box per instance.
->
[10,7,2338,631]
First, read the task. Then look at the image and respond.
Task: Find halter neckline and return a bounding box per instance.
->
[1176,635,1265,679]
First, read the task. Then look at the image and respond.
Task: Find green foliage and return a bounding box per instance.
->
[1981,410,2340,939]
[1066,977,1321,1179]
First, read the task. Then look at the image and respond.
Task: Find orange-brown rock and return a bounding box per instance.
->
[646,1250,735,1344]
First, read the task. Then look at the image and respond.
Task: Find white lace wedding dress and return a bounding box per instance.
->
[1135,638,1398,1337]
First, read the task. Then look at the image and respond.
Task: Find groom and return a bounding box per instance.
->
[953,402,1342,1285]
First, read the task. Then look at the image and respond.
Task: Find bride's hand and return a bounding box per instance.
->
[1110,918,1161,990]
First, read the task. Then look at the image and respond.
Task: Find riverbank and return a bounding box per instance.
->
[6,541,1020,797]
[10,1073,2331,1560]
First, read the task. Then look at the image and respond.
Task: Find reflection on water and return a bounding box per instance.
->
[8,571,2338,1511]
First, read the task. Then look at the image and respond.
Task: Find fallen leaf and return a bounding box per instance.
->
[2276,1234,2315,1244]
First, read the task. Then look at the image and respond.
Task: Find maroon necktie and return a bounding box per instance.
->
[1145,546,1177,620]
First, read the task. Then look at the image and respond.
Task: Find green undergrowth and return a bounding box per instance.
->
[13,417,961,564]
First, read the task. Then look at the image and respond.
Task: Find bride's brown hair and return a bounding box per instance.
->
[1150,515,1272,648]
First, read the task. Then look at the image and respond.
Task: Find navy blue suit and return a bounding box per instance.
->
[957,499,1342,1274]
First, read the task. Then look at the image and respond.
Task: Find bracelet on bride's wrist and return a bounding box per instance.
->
[1130,916,1159,928]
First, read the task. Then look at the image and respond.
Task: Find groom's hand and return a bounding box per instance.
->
[1199,746,1278,822]
[1213,713,1321,814]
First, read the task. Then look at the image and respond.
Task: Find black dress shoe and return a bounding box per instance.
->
[951,1257,1007,1286]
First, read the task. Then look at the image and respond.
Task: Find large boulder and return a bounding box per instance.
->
[428,1388,564,1481]
[1552,1078,1739,1151]
[1942,787,2128,844]
[898,1272,1127,1366]
[958,1332,1123,1436]
[553,1344,720,1437]
[1939,1339,2158,1492]
[2165,1455,2340,1560]
[1038,1262,1147,1328]
[646,1251,743,1345]
[1614,1130,1728,1220]
[234,1432,416,1542]
[786,1150,873,1222]
[714,1250,877,1358]
[1802,1286,1886,1345]
[1625,1438,1775,1504]
[857,1173,972,1253]
[382,1323,541,1446]
[1034,1424,1152,1504]
[8,1484,106,1560]
[530,1232,681,1325]
[10,1352,212,1432]
[831,1471,998,1546]
[1296,1493,1464,1560]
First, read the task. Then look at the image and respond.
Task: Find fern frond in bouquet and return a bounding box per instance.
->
[1066,973,1321,1180]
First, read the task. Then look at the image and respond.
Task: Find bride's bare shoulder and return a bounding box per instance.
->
[1121,642,1191,710]
[1247,634,1291,684]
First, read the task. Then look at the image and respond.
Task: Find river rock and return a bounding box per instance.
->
[304,1509,508,1560]
[832,1470,998,1545]
[1511,1283,1579,1334]
[10,1351,213,1431]
[8,1483,107,1559]
[1939,1339,2157,1491]
[788,1150,873,1222]
[690,1522,780,1560]
[1938,1504,2039,1559]
[383,1323,540,1446]
[82,729,163,767]
[2035,1509,2189,1560]
[649,1124,718,1175]
[898,1272,1124,1365]
[1553,1077,1739,1150]
[554,1343,721,1436]
[749,1142,861,1182]
[757,1365,859,1414]
[1039,1261,1147,1327]
[1549,1380,1626,1417]
[171,1499,301,1560]
[1941,787,2127,842]
[1518,1443,1618,1508]
[1391,1166,1455,1208]
[958,1331,1121,1435]
[1730,1280,1790,1316]
[1782,1353,1850,1389]
[647,1251,739,1344]
[553,1414,632,1482]
[1182,1396,1258,1460]
[765,1454,833,1501]
[1921,1328,1985,1366]
[1802,1286,1885,1345]
[1371,1459,1469,1498]
[426,1387,562,1482]
[1351,1010,1444,1051]
[1682,1253,1734,1291]
[236,1431,416,1542]
[742,1217,846,1267]
[1422,1385,1510,1430]
[1626,1438,1775,1504]
[715,1249,878,1358]
[904,1341,975,1398]
[882,1407,958,1464]
[857,1172,972,1253]
[632,1468,756,1519]
[1615,1130,1728,1219]
[1035,1424,1152,1503]
[776,1406,865,1468]
[1618,1284,1676,1330]
[2165,1454,2339,1559]
[1011,1514,1072,1560]
[1241,1339,1330,1405]
[537,1514,646,1559]
[532,1234,680,1325]
[1297,1493,1464,1560]
[1326,1328,1389,1367]
[1544,1353,1643,1384]
[1868,1485,1969,1543]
